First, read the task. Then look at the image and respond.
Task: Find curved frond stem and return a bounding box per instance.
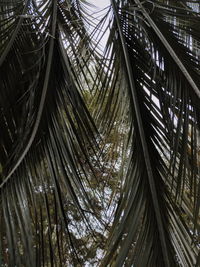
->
[110,0,171,266]
[134,0,200,99]
[0,1,57,189]
[0,0,29,66]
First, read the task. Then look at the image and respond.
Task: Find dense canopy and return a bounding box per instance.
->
[0,0,200,266]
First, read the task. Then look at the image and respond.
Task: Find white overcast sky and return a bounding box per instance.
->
[94,0,110,8]
[88,0,111,49]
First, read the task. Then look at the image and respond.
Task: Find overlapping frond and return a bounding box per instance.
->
[0,1,106,266]
[98,0,200,266]
[1,0,200,266]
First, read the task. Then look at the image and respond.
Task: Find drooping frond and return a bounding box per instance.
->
[97,0,200,266]
[0,1,107,266]
[1,0,200,266]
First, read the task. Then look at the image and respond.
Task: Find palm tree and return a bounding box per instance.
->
[0,0,200,266]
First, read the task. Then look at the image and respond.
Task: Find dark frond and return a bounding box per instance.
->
[0,1,104,266]
[99,0,200,266]
[1,0,200,266]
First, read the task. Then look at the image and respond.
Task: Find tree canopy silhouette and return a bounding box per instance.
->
[0,0,200,266]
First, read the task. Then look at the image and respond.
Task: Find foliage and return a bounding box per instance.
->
[0,0,200,266]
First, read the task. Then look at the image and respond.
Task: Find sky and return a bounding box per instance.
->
[86,0,111,10]
[93,0,110,9]
[88,0,111,49]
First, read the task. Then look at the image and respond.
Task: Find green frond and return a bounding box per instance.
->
[0,0,200,266]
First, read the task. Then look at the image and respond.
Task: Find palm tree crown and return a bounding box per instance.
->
[0,0,200,266]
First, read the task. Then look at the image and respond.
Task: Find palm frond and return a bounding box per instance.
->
[98,0,200,266]
[1,0,200,266]
[0,1,105,266]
